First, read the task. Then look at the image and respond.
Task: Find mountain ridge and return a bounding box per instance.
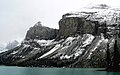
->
[0,4,120,68]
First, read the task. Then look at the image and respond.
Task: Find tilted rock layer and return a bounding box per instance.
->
[0,4,120,68]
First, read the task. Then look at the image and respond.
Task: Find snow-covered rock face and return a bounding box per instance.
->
[0,33,110,67]
[64,4,120,25]
[58,4,120,39]
[0,4,119,68]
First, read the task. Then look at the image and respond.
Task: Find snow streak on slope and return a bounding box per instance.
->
[39,44,61,59]
[0,33,110,67]
[37,39,55,46]
[87,34,108,59]
[0,49,8,53]
[60,34,95,59]
[82,34,95,47]
[36,34,95,59]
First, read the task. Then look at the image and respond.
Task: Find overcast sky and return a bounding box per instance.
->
[0,0,120,45]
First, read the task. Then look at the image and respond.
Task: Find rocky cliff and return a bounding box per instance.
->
[25,21,58,40]
[58,17,97,38]
[0,4,120,68]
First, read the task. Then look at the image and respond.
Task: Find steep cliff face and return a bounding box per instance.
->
[25,21,58,40]
[0,4,120,68]
[58,17,96,38]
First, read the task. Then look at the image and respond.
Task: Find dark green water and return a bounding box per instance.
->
[0,66,120,75]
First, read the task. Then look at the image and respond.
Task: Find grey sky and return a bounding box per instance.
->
[0,0,120,45]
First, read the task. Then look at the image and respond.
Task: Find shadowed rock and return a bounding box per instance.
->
[25,21,58,40]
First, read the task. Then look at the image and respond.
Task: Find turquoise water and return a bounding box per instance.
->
[0,66,120,75]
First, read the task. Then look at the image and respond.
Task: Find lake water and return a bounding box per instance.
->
[0,66,120,75]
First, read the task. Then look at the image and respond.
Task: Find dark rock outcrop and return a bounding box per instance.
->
[25,21,58,40]
[58,17,96,38]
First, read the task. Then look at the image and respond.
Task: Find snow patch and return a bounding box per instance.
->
[74,48,85,57]
[23,44,30,47]
[92,38,103,52]
[0,49,8,53]
[37,39,55,46]
[60,55,72,59]
[66,37,75,41]
[82,34,95,47]
[39,44,61,59]
[22,44,30,49]
[64,37,76,46]
[11,51,19,54]
[87,34,108,59]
